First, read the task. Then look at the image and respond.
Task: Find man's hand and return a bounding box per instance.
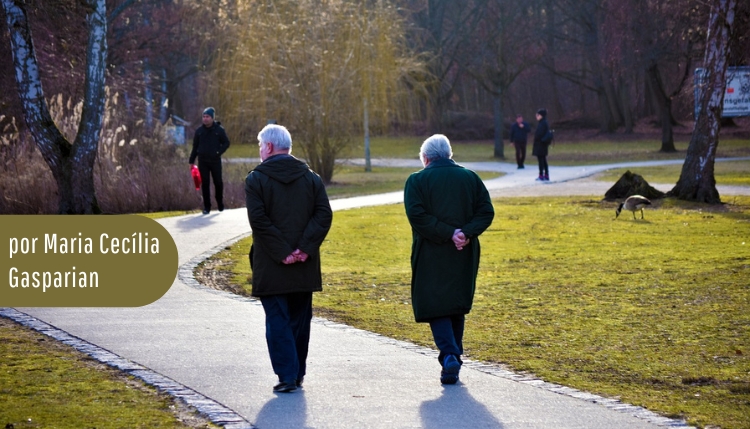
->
[292,249,309,262]
[452,229,470,251]
[282,249,310,264]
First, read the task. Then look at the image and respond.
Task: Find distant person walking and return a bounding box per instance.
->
[245,124,333,393]
[533,108,553,181]
[404,134,495,385]
[189,107,230,214]
[509,114,531,169]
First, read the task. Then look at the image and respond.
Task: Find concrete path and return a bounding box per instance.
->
[5,158,748,428]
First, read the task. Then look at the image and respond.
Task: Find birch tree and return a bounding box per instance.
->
[2,0,107,213]
[669,0,737,204]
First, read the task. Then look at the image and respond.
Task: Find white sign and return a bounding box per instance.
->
[723,67,750,117]
[694,66,750,118]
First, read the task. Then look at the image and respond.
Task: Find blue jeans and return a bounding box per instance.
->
[429,315,465,366]
[260,292,313,382]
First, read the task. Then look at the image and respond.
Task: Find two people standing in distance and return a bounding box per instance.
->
[509,114,531,169]
[404,134,495,384]
[533,108,553,181]
[190,107,231,214]
[244,124,333,393]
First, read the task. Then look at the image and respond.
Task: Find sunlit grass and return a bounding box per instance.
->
[595,160,750,187]
[224,136,750,165]
[0,318,216,429]
[209,196,750,429]
[324,166,500,199]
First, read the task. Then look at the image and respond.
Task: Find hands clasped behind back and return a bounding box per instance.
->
[282,249,309,265]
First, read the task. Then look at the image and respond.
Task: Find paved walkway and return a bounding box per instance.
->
[4,158,749,428]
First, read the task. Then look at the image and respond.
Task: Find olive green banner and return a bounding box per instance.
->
[0,215,178,307]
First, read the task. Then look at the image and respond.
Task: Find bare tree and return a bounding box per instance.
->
[632,0,706,152]
[2,0,107,213]
[464,0,544,158]
[669,0,737,204]
[408,0,487,132]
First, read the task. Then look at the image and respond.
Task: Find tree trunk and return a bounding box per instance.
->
[2,0,107,213]
[619,77,634,134]
[604,77,624,127]
[492,92,504,158]
[669,0,736,204]
[646,63,677,152]
[596,86,617,133]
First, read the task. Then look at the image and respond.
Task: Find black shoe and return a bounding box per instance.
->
[296,377,304,388]
[440,355,461,384]
[218,204,224,212]
[518,165,524,169]
[440,370,459,385]
[202,209,209,215]
[273,381,297,393]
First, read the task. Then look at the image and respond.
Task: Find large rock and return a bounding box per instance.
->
[604,170,666,201]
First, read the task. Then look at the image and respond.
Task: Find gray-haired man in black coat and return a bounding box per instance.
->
[245,124,333,393]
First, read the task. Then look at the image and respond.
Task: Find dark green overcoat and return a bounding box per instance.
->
[245,154,332,297]
[404,158,495,322]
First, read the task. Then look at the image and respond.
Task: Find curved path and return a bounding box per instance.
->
[5,158,748,428]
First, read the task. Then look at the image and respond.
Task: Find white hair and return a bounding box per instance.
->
[420,134,453,163]
[258,124,292,151]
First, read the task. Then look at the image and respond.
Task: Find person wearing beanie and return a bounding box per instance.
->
[532,108,552,181]
[189,107,231,214]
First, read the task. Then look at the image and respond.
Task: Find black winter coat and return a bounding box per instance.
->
[510,121,531,144]
[245,154,333,297]
[189,122,230,164]
[532,118,551,157]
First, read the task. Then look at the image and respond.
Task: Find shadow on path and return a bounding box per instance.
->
[420,384,505,429]
[253,393,311,429]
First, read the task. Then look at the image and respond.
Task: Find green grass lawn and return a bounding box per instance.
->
[207,195,750,429]
[595,160,750,187]
[5,135,749,428]
[225,136,750,165]
[0,318,216,429]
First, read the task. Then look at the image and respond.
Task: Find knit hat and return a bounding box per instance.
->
[203,107,215,119]
[536,108,547,118]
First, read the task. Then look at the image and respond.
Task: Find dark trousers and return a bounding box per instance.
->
[429,315,465,365]
[198,158,224,211]
[260,292,313,383]
[537,155,549,177]
[513,142,527,167]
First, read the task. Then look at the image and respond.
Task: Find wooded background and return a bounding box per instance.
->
[0,0,747,213]
[2,0,747,145]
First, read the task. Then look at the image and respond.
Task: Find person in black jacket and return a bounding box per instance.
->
[189,107,230,214]
[509,114,531,169]
[245,124,333,393]
[532,108,552,181]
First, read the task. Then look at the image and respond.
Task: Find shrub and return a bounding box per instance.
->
[0,94,250,214]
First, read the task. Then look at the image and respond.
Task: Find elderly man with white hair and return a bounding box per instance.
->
[245,124,333,393]
[404,134,495,385]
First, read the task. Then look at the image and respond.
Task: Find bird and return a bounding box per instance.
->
[615,195,651,220]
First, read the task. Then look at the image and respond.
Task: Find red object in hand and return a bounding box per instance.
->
[191,165,201,190]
